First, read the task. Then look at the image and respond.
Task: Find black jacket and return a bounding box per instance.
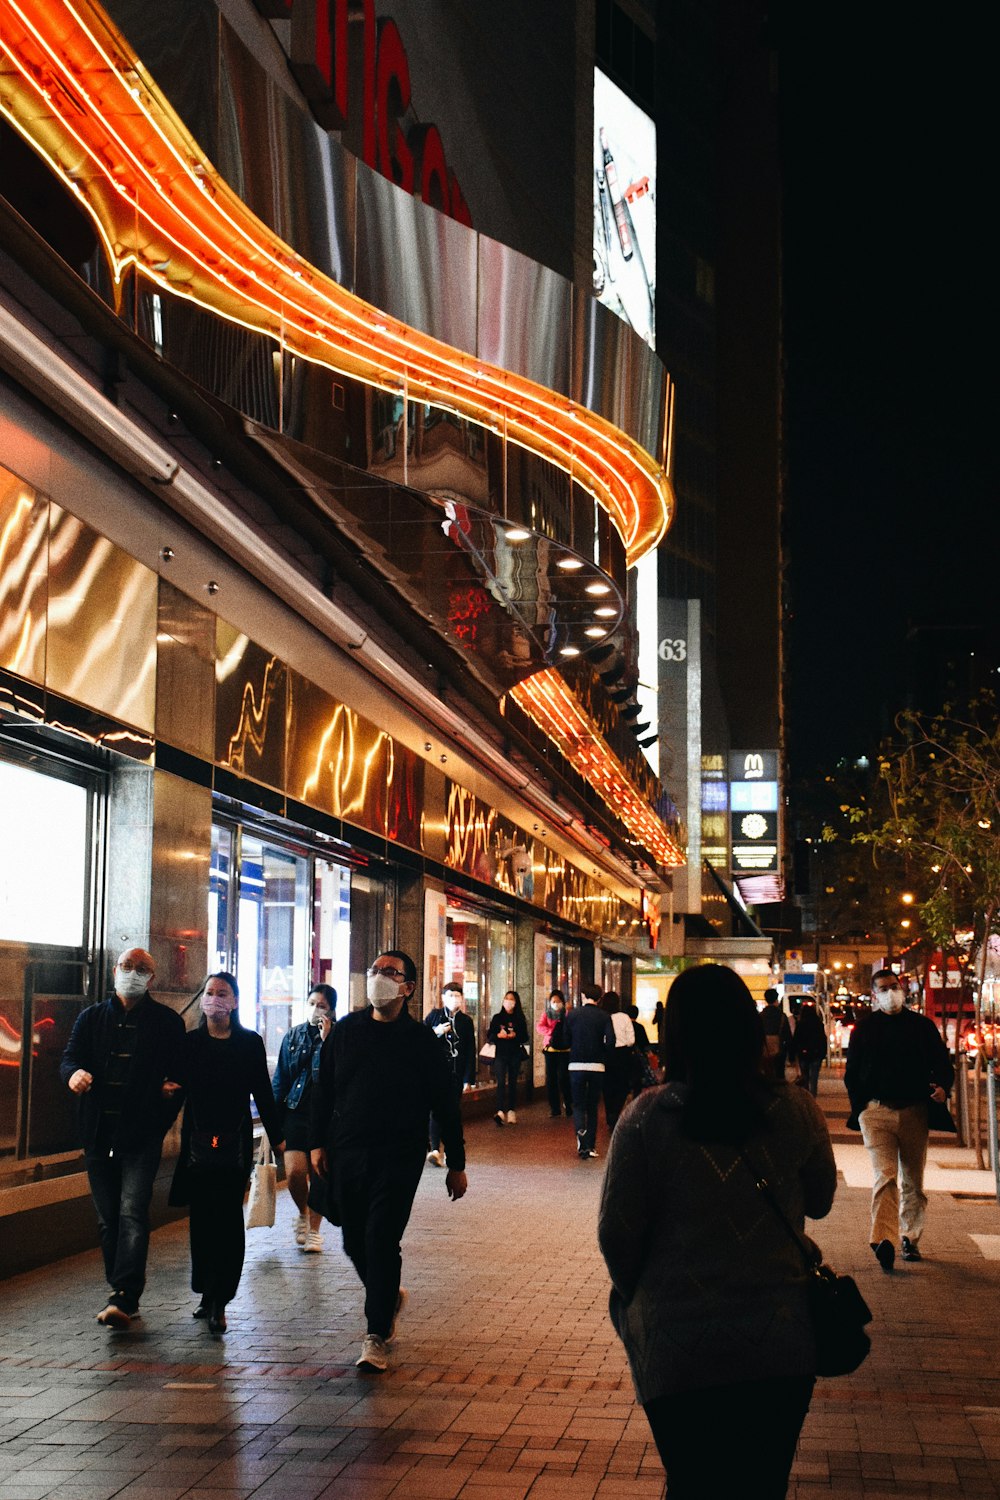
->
[310,1006,466,1170]
[424,1007,477,1086]
[170,1024,283,1203]
[487,1007,529,1060]
[59,994,185,1153]
[845,1007,954,1123]
[566,1003,615,1068]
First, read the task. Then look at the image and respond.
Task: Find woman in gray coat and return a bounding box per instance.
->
[598,964,837,1499]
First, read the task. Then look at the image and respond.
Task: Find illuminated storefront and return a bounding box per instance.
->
[0,0,683,1258]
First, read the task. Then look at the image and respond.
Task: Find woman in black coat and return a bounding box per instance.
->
[487,990,529,1125]
[170,973,284,1332]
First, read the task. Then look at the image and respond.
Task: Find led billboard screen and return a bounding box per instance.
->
[593,69,656,349]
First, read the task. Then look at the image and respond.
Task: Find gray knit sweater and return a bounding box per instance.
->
[598,1080,836,1402]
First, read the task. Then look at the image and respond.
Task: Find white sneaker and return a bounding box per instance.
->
[356,1334,389,1372]
[426,1149,444,1167]
[302,1229,323,1253]
[293,1212,307,1247]
[506,1110,516,1124]
[388,1287,408,1343]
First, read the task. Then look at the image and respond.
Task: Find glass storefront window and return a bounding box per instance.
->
[313,857,352,1017]
[446,903,514,1079]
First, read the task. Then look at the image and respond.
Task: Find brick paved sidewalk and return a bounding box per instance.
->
[1,1076,999,1499]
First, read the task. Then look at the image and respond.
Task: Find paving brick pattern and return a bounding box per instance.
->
[1,1073,999,1498]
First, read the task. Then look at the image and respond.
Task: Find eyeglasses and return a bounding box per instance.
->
[367,965,406,981]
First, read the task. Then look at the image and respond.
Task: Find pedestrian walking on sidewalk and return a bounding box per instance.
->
[424,981,476,1162]
[310,949,468,1373]
[487,990,528,1125]
[791,997,827,1095]
[598,963,837,1500]
[845,968,954,1272]
[537,989,573,1117]
[60,947,185,1330]
[566,982,615,1157]
[272,983,335,1252]
[601,991,635,1131]
[169,973,285,1334]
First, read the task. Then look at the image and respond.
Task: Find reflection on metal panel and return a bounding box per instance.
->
[420,761,448,864]
[218,19,357,293]
[286,670,386,836]
[478,237,571,397]
[156,581,215,760]
[0,470,47,686]
[386,741,422,851]
[355,163,478,353]
[215,621,287,789]
[572,285,628,430]
[47,505,156,730]
[447,782,536,903]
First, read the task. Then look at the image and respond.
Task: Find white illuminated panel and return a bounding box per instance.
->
[0,762,88,945]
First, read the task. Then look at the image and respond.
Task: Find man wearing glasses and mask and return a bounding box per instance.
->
[310,949,468,1372]
[845,968,953,1273]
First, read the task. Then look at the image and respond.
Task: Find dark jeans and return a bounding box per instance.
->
[643,1375,814,1499]
[429,1074,463,1152]
[336,1146,425,1339]
[544,1051,572,1115]
[85,1142,162,1312]
[188,1165,248,1307]
[603,1050,633,1132]
[494,1053,522,1112]
[571,1070,603,1151]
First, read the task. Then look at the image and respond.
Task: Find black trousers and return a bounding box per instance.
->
[428,1074,463,1152]
[570,1070,603,1150]
[643,1375,814,1499]
[544,1051,572,1115]
[188,1165,248,1307]
[603,1050,634,1131]
[494,1053,522,1111]
[336,1146,425,1339]
[85,1142,161,1312]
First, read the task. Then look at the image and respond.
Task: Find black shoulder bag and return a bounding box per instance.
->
[739,1150,873,1378]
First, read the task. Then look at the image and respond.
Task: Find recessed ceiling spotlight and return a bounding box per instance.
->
[559,646,581,657]
[594,606,617,618]
[585,582,611,595]
[557,557,585,570]
[505,528,530,542]
[584,627,607,639]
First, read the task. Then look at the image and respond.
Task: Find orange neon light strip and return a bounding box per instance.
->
[511,669,685,869]
[0,0,673,567]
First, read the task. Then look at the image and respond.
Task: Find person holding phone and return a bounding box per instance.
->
[487,990,529,1125]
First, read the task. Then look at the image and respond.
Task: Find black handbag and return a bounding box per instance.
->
[189,1121,245,1170]
[740,1150,872,1378]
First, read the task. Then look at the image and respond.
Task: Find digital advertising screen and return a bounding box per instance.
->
[593,69,656,349]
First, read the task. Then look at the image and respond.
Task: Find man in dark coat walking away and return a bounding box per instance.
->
[566,982,614,1159]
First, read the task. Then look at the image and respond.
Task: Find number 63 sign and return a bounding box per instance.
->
[658,638,687,662]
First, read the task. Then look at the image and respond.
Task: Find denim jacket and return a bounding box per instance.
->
[271,1021,324,1112]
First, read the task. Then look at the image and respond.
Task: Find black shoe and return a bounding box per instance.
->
[901,1237,922,1262]
[872,1239,895,1273]
[208,1302,227,1333]
[192,1300,210,1319]
[577,1148,589,1159]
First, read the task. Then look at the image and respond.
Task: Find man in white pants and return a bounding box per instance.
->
[845,969,954,1272]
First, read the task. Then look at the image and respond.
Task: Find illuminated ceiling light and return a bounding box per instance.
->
[584,627,607,639]
[559,646,580,658]
[557,557,585,571]
[594,606,617,618]
[0,0,674,566]
[505,528,530,542]
[586,582,612,595]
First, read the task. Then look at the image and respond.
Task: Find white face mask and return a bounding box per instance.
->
[367,973,401,1007]
[874,987,905,1014]
[115,967,150,1000]
[443,993,461,1011]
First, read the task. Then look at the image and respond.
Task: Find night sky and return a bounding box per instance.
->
[778,12,993,777]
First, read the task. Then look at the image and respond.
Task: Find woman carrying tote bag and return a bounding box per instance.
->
[170,973,284,1332]
[598,964,837,1499]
